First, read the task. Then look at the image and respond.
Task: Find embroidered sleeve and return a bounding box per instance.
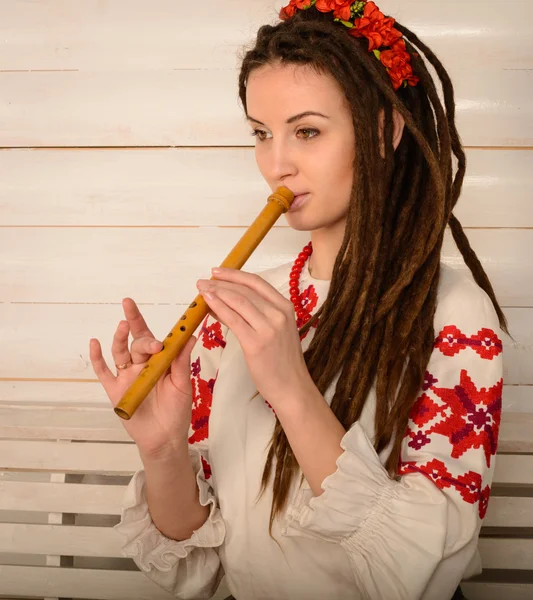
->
[114,314,229,599]
[283,277,504,600]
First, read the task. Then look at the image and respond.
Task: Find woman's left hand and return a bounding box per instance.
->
[196,267,313,409]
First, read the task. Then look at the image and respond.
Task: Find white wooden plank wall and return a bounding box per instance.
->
[0,1,531,599]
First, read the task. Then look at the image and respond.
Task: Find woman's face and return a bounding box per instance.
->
[245,62,356,233]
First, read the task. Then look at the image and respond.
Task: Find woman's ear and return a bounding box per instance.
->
[378,107,405,158]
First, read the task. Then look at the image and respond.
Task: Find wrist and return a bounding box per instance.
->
[139,437,190,466]
[273,376,318,419]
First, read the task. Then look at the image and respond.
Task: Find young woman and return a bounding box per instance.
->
[90,2,508,598]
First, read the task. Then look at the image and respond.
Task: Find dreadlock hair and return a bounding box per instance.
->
[236,6,511,543]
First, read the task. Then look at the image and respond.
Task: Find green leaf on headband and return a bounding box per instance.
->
[336,19,354,27]
[373,50,381,60]
[351,1,366,17]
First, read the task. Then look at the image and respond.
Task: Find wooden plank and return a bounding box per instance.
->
[462,582,533,600]
[0,381,111,405]
[0,309,529,386]
[0,0,530,71]
[0,523,123,557]
[484,496,533,528]
[478,538,533,571]
[0,404,130,441]
[494,455,533,485]
[1,228,532,307]
[0,565,175,599]
[1,405,529,448]
[0,382,528,410]
[1,148,531,228]
[1,483,530,523]
[0,481,125,514]
[0,425,130,442]
[0,440,141,475]
[1,69,531,147]
[498,414,533,453]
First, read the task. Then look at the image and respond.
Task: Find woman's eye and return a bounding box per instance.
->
[249,128,319,141]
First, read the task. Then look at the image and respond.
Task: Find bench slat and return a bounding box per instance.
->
[483,496,533,528]
[494,455,533,485]
[1,405,530,451]
[0,481,125,514]
[1,482,530,528]
[2,524,531,570]
[0,425,130,442]
[478,538,533,570]
[1,441,531,484]
[498,413,533,453]
[0,523,123,557]
[461,582,533,600]
[0,565,174,599]
[0,440,141,474]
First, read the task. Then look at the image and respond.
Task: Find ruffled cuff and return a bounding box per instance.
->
[282,422,445,549]
[114,447,226,573]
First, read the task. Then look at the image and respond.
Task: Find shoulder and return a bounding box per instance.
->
[435,262,502,334]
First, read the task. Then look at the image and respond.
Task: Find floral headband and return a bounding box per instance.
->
[279,0,419,91]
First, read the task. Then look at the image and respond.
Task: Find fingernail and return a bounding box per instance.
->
[151,341,161,348]
[211,267,222,274]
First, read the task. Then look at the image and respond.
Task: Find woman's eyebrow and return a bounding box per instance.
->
[246,111,330,125]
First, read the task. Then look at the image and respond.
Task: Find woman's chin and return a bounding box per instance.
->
[284,213,314,231]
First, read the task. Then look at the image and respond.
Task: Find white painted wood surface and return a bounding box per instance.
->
[1,0,531,598]
[1,0,530,71]
[2,69,531,147]
[1,148,531,227]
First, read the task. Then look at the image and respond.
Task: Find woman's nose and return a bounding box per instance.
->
[267,142,298,179]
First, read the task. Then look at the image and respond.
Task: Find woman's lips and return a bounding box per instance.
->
[289,193,309,211]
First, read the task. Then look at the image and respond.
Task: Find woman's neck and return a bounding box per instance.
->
[309,221,346,281]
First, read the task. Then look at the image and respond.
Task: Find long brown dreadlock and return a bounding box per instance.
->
[236,6,511,541]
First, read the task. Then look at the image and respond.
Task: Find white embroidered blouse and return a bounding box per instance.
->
[114,259,504,600]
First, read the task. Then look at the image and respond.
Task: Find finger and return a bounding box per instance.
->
[122,297,155,340]
[130,335,163,364]
[200,289,258,341]
[201,280,278,326]
[89,337,117,401]
[210,268,290,311]
[207,308,225,326]
[111,320,133,368]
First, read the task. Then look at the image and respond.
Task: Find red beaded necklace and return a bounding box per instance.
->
[289,241,313,324]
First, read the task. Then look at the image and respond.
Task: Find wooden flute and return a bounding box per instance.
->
[114,186,295,420]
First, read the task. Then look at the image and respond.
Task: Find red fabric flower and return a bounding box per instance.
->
[278,0,419,90]
[349,2,402,51]
[379,39,419,90]
[280,0,313,20]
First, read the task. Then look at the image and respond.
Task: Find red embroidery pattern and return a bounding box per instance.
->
[298,284,319,340]
[189,356,216,445]
[435,325,502,360]
[400,318,503,519]
[406,369,502,468]
[201,455,212,480]
[188,316,225,447]
[399,459,491,519]
[200,317,226,350]
[430,370,502,467]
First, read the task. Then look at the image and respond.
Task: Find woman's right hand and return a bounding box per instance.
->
[89,297,197,459]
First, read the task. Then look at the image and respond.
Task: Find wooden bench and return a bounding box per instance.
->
[0,402,531,600]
